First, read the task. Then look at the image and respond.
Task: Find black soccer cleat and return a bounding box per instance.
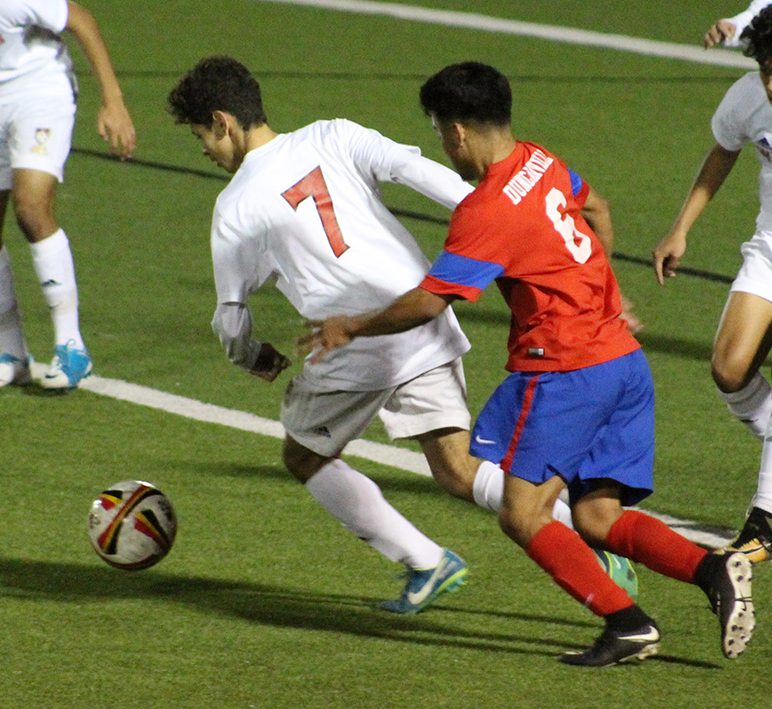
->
[703,552,755,659]
[558,622,660,667]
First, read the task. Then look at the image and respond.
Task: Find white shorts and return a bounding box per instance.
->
[731,233,772,304]
[0,90,76,189]
[280,358,471,457]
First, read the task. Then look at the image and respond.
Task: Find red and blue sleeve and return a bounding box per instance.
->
[420,250,504,302]
[568,167,590,206]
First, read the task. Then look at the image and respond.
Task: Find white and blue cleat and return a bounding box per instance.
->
[380,548,468,614]
[41,341,93,390]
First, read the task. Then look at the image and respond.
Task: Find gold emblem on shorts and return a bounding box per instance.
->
[31,128,52,155]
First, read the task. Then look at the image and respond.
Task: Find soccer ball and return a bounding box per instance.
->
[87,480,177,570]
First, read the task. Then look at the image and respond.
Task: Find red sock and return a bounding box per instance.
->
[526,520,634,617]
[606,510,708,583]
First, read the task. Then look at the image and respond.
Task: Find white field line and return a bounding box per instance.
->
[254,0,756,69]
[42,366,733,549]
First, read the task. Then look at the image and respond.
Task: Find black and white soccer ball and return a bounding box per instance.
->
[87,480,177,570]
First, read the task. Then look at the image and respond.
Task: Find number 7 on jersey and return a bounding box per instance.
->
[282,166,350,257]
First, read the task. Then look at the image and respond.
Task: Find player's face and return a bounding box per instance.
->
[190,123,241,173]
[431,115,477,182]
[761,58,772,105]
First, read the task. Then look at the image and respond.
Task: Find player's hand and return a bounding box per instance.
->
[652,231,687,285]
[97,101,137,160]
[704,19,736,48]
[298,316,357,364]
[249,342,291,382]
[619,294,643,334]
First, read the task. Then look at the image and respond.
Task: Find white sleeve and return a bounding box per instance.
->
[724,0,772,46]
[211,303,262,371]
[15,0,69,33]
[343,120,473,210]
[711,81,748,151]
[210,201,270,305]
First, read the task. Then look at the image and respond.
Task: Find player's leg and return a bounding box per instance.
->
[724,404,772,560]
[383,358,574,521]
[0,189,31,386]
[574,349,754,660]
[280,374,466,612]
[712,251,772,558]
[9,89,89,390]
[13,168,91,389]
[712,290,772,436]
[499,474,658,667]
[713,235,772,437]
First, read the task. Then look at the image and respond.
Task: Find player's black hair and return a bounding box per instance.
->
[167,56,267,130]
[742,6,772,66]
[419,62,512,126]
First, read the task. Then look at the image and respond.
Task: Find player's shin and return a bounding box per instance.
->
[305,458,443,568]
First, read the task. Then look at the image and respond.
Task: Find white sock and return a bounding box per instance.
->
[472,460,504,512]
[718,373,772,440]
[29,229,83,349]
[0,246,26,358]
[755,414,772,513]
[472,459,573,528]
[305,458,443,568]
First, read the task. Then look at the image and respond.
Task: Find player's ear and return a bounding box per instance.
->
[211,110,230,139]
[450,122,466,147]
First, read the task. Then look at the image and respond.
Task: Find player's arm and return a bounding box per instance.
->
[212,303,291,382]
[300,288,455,363]
[388,150,474,210]
[65,1,136,158]
[346,121,473,209]
[705,0,771,47]
[653,143,740,284]
[580,184,643,333]
[580,185,614,257]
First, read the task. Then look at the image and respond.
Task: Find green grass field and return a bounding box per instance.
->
[3,1,772,707]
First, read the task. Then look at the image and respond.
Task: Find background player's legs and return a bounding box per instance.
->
[712,291,772,559]
[12,169,91,389]
[713,291,772,437]
[0,190,31,386]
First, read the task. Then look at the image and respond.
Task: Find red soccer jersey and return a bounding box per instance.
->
[420,141,639,372]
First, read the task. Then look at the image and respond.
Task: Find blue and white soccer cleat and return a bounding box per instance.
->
[0,352,32,387]
[380,548,468,614]
[41,341,93,390]
[594,550,639,601]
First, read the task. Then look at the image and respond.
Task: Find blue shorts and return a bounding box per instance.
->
[470,349,654,506]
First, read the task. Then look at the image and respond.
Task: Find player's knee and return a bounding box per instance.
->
[571,502,621,547]
[498,505,549,548]
[282,438,327,483]
[711,352,751,393]
[12,192,57,242]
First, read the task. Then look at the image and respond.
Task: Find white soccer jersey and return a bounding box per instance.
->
[0,0,71,91]
[211,118,473,391]
[712,71,772,232]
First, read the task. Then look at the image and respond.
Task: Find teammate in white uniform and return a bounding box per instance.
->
[0,1,135,389]
[168,57,638,611]
[704,0,772,47]
[654,7,772,562]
